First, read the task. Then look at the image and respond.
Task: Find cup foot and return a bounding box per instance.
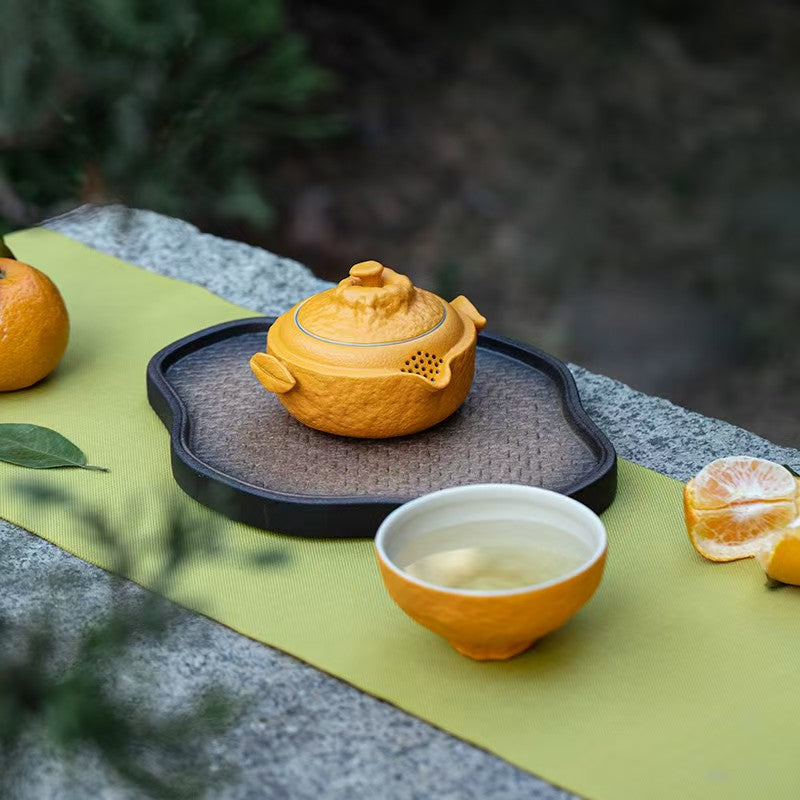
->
[449,639,537,661]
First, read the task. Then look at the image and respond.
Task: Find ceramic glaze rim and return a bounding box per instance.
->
[293,298,447,347]
[374,483,607,597]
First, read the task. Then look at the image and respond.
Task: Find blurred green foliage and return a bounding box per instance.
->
[0,0,338,232]
[0,483,285,798]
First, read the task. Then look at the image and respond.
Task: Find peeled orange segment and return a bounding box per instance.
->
[685,500,798,562]
[683,457,800,562]
[685,456,798,510]
[756,521,800,585]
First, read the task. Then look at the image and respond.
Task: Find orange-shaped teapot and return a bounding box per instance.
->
[250,260,486,438]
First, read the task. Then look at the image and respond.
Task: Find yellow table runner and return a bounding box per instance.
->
[2,227,799,800]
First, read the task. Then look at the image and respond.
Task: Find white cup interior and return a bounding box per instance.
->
[375,484,607,595]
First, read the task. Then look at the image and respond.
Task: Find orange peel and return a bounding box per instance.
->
[756,521,800,585]
[0,257,70,391]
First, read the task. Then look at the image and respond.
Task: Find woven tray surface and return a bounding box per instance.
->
[166,332,599,499]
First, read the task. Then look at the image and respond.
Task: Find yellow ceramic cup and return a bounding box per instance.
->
[375,484,607,661]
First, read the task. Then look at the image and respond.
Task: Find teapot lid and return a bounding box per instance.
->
[295,261,446,345]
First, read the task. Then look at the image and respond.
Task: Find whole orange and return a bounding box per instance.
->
[0,257,70,391]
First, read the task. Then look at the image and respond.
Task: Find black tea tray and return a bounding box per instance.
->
[147,318,616,537]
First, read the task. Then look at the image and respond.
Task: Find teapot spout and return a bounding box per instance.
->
[451,296,486,333]
[250,352,296,394]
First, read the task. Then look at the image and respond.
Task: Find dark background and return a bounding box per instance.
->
[2,0,798,446]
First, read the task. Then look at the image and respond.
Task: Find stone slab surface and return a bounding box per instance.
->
[1,204,797,799]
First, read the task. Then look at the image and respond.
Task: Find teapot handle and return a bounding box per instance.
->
[451,296,486,333]
[250,352,296,394]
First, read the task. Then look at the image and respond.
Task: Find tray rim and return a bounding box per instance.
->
[147,317,617,537]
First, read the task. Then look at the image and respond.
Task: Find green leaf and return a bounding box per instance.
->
[0,424,108,471]
[0,237,14,261]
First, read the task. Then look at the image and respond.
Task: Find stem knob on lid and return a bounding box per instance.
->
[350,261,384,287]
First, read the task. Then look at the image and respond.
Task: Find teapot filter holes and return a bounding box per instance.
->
[400,352,444,382]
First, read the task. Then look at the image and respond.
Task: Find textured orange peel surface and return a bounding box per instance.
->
[0,257,70,392]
